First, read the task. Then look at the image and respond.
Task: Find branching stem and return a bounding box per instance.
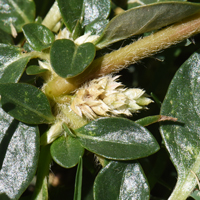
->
[45,12,200,98]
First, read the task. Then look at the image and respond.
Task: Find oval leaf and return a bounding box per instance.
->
[0,44,27,83]
[94,161,149,200]
[50,39,96,78]
[57,0,84,32]
[0,29,13,44]
[22,23,55,51]
[51,135,84,168]
[0,83,55,124]
[0,56,31,83]
[160,51,200,199]
[0,0,35,34]
[0,103,39,199]
[96,2,200,48]
[0,44,21,66]
[75,117,159,160]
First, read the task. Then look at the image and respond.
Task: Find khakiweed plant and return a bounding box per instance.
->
[2,0,200,200]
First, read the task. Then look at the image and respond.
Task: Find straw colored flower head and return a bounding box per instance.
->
[71,75,153,120]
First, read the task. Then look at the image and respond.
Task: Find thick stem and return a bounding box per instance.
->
[45,12,200,98]
[42,1,61,30]
[93,12,200,76]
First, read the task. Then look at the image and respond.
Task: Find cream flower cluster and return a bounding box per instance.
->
[71,75,153,120]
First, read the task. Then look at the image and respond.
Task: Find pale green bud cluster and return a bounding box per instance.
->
[71,75,153,120]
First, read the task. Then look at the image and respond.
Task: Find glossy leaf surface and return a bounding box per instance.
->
[22,23,54,51]
[0,83,55,124]
[94,161,149,200]
[0,103,39,199]
[75,117,159,160]
[0,44,21,65]
[96,2,200,48]
[85,19,109,36]
[0,0,35,34]
[83,0,110,26]
[160,51,200,199]
[51,135,84,168]
[0,56,31,83]
[0,44,25,81]
[73,157,83,200]
[127,0,186,9]
[50,39,96,78]
[57,0,84,32]
[26,65,48,75]
[0,29,13,44]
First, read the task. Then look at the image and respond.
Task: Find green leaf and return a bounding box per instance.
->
[72,20,84,40]
[0,103,39,200]
[57,0,84,32]
[93,161,150,200]
[190,190,200,200]
[26,65,48,75]
[73,157,83,200]
[83,0,111,26]
[160,51,200,199]
[75,117,159,160]
[135,115,161,126]
[0,44,21,66]
[0,56,31,83]
[0,83,55,124]
[127,0,186,9]
[0,29,13,44]
[22,23,55,51]
[96,2,200,48]
[32,145,51,200]
[85,19,109,36]
[51,135,84,168]
[0,0,35,34]
[50,39,96,78]
[0,44,31,84]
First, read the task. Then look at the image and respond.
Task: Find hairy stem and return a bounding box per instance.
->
[93,12,200,76]
[45,12,200,98]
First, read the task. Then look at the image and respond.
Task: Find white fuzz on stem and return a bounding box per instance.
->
[71,75,153,120]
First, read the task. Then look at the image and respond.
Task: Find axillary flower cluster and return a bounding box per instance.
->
[42,75,153,145]
[41,30,154,144]
[44,29,153,121]
[70,75,153,120]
